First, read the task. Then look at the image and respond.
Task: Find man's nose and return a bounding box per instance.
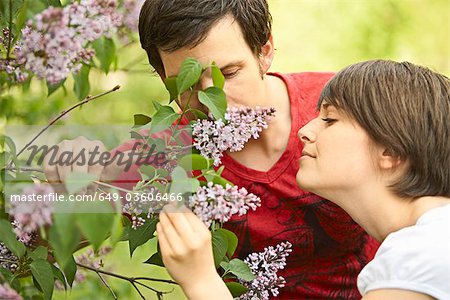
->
[198,76,213,90]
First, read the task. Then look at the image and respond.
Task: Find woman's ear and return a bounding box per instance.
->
[378,148,403,171]
[259,35,275,74]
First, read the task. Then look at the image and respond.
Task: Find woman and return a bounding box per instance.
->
[157,60,450,300]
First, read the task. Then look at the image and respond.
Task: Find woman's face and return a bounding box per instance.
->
[296,103,378,199]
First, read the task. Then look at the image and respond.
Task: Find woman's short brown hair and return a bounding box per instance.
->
[318,60,450,198]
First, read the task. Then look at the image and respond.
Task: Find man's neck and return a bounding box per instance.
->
[226,74,291,172]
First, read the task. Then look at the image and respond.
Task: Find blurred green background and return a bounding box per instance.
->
[1,0,449,299]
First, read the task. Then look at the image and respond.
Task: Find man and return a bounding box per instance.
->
[45,0,378,298]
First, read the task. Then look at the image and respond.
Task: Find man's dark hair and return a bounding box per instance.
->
[139,0,272,77]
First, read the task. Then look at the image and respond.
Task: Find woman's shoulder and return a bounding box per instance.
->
[357,205,450,299]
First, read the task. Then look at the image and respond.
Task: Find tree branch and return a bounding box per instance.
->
[15,85,121,159]
[76,263,177,285]
[76,262,176,299]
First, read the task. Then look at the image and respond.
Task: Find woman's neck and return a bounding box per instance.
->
[330,187,450,242]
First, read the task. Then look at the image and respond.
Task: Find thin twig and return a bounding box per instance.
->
[132,277,177,285]
[77,262,175,300]
[15,85,121,158]
[76,263,177,285]
[96,272,118,300]
[6,0,12,60]
[4,166,135,194]
[131,281,146,300]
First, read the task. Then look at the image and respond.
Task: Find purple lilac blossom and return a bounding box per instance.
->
[239,241,293,300]
[9,184,54,241]
[0,243,18,272]
[121,186,162,229]
[192,107,276,166]
[8,0,121,84]
[0,283,22,300]
[188,182,261,227]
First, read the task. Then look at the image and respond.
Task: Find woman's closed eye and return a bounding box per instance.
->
[321,118,337,125]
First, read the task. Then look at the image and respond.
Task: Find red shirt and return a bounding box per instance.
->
[114,72,379,299]
[221,72,379,299]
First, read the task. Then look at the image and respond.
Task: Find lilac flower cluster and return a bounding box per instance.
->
[188,182,261,227]
[119,0,146,41]
[75,246,112,269]
[0,29,28,83]
[0,243,18,273]
[10,0,122,84]
[54,246,112,290]
[239,241,293,300]
[9,184,54,244]
[0,283,22,300]
[122,187,163,229]
[192,107,276,166]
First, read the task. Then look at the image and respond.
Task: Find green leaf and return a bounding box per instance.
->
[176,58,202,94]
[29,246,48,260]
[52,265,67,291]
[130,131,145,140]
[150,105,179,134]
[48,214,80,269]
[190,108,208,120]
[211,62,225,89]
[1,135,16,156]
[47,0,61,7]
[212,229,228,268]
[219,261,229,272]
[164,76,178,103]
[205,173,234,188]
[169,166,200,195]
[178,154,211,171]
[228,258,256,281]
[73,64,91,100]
[30,259,54,300]
[93,37,116,74]
[128,218,157,257]
[140,165,156,178]
[0,266,20,290]
[15,0,29,36]
[143,251,165,267]
[225,282,248,298]
[65,171,98,195]
[92,37,116,74]
[152,100,162,111]
[0,219,26,258]
[109,213,124,247]
[219,228,238,258]
[63,255,77,287]
[134,114,152,127]
[76,209,114,251]
[198,87,227,120]
[47,79,66,97]
[0,0,23,28]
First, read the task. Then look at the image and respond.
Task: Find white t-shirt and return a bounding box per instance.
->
[357,204,450,300]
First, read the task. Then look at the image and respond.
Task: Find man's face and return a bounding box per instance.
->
[159,15,273,118]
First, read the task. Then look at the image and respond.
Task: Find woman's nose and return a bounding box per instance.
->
[298,119,317,143]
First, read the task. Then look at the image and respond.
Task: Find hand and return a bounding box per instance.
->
[157,204,232,300]
[42,136,124,194]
